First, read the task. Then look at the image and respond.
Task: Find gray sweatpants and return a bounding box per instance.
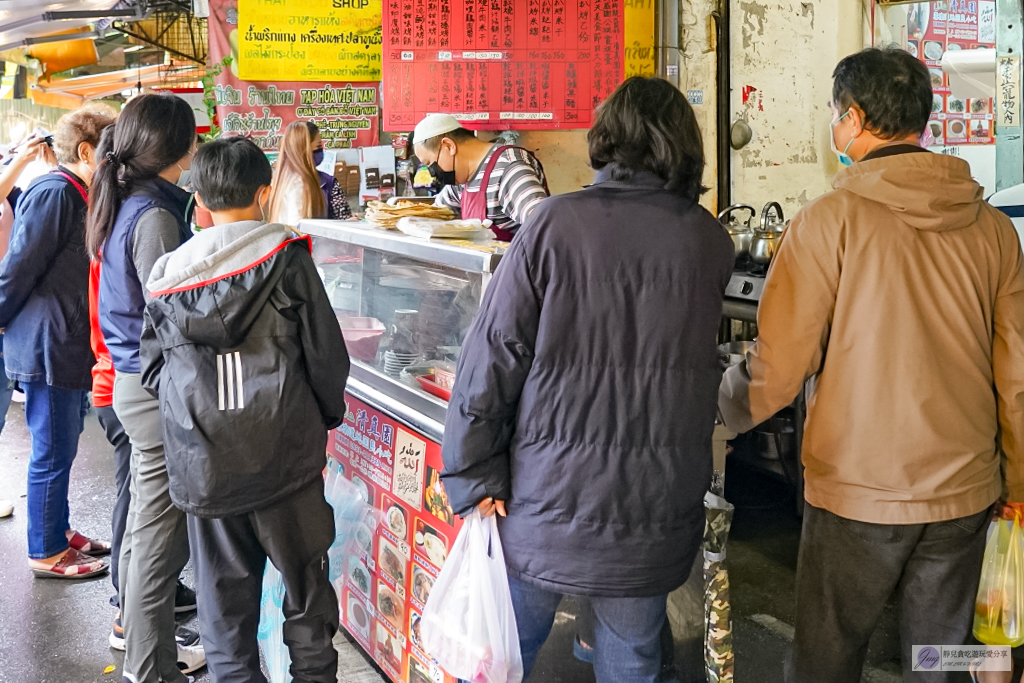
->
[114,371,190,683]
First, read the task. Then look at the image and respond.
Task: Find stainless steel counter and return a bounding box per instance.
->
[299,219,505,275]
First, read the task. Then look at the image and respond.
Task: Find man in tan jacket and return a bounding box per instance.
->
[720,47,1024,683]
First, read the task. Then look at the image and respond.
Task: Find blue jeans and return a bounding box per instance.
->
[0,330,15,435]
[0,380,13,436]
[24,381,87,559]
[510,575,667,683]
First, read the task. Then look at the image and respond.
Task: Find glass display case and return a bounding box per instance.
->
[299,219,505,683]
[301,219,505,441]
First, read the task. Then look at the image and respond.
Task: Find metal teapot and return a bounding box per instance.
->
[717,204,756,259]
[750,202,786,265]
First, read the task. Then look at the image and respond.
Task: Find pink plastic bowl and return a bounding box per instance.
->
[339,317,386,362]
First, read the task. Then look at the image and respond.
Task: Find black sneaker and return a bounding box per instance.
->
[175,626,200,647]
[175,632,206,675]
[174,581,197,614]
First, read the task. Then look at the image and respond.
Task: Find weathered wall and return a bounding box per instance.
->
[729,0,870,214]
[681,0,722,213]
[517,130,592,196]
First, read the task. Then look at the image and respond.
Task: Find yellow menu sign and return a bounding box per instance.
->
[238,0,382,82]
[625,0,656,77]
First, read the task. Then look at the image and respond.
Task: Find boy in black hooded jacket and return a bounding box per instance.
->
[141,137,349,683]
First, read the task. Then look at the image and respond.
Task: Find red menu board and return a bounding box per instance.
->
[904,1,996,146]
[331,394,463,683]
[381,0,625,131]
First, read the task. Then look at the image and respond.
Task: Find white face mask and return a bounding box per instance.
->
[175,149,195,190]
[175,165,191,189]
[830,109,855,167]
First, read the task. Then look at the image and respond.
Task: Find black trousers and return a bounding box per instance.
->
[787,503,991,683]
[96,405,132,602]
[188,479,339,683]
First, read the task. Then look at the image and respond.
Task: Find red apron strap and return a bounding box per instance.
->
[54,170,89,205]
[460,144,512,222]
[460,145,546,241]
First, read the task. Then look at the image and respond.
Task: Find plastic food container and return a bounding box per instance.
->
[416,374,452,401]
[433,367,456,391]
[338,317,386,362]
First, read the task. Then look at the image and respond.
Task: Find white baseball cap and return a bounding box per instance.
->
[413,114,462,144]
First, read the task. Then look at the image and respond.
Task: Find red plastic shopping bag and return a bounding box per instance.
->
[421,510,524,683]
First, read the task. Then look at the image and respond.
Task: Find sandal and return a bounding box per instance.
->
[31,548,108,580]
[67,530,111,556]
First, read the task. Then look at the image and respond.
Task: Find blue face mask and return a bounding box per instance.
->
[312,148,324,167]
[830,110,855,167]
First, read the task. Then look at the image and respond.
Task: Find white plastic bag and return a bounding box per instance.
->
[257,562,291,683]
[421,510,524,683]
[395,216,495,240]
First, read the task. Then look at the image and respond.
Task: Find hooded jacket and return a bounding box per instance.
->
[442,170,734,597]
[141,220,350,517]
[719,149,1024,525]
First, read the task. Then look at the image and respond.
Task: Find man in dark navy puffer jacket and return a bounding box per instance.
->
[442,77,734,683]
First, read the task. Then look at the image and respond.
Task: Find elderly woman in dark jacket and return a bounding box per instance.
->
[441,76,733,682]
[0,104,117,578]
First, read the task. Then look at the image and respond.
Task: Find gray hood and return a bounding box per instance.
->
[147,220,299,294]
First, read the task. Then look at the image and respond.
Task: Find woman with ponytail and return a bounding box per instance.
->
[85,92,206,682]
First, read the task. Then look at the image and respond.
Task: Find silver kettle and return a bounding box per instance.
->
[717,204,756,259]
[749,202,786,265]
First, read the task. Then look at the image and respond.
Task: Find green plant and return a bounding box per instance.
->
[200,56,233,139]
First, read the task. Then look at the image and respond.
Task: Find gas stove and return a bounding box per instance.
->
[722,264,765,323]
[725,270,766,302]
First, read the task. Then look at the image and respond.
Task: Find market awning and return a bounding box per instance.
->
[0,0,141,53]
[30,63,203,108]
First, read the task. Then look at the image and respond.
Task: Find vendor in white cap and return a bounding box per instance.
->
[412,114,549,241]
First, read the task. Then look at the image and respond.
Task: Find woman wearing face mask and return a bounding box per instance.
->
[0,104,116,578]
[268,121,351,226]
[86,92,207,682]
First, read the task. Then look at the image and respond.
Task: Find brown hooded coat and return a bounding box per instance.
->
[719,151,1024,524]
